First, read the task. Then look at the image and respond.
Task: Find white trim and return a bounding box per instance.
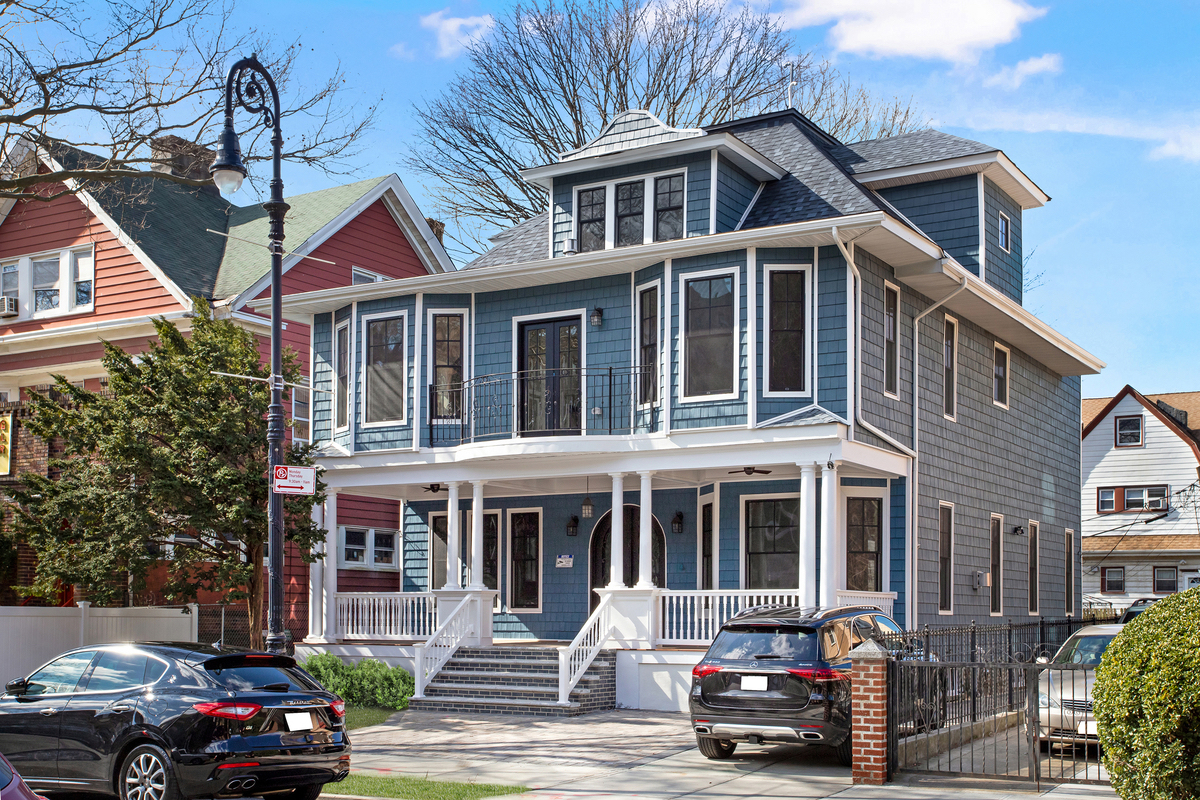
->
[427,511,449,589]
[571,167,689,253]
[338,525,401,572]
[350,302,358,448]
[558,110,704,160]
[852,150,1049,209]
[635,279,662,410]
[942,313,958,422]
[426,306,470,423]
[352,266,388,284]
[842,484,890,595]
[359,309,410,428]
[510,308,588,370]
[712,481,721,590]
[938,501,954,616]
[1064,528,1075,618]
[465,509,503,610]
[1028,519,1040,616]
[506,507,543,613]
[678,266,740,404]
[989,513,1004,617]
[413,294,423,447]
[709,151,718,235]
[734,183,764,231]
[993,342,1011,410]
[1,245,97,323]
[883,280,901,400]
[696,492,715,590]
[663,259,672,434]
[977,174,987,280]
[761,263,814,399]
[738,491,802,590]
[333,320,351,433]
[997,210,1011,254]
[746,247,756,428]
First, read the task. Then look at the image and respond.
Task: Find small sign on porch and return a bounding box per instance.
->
[272,465,316,495]
[555,554,573,568]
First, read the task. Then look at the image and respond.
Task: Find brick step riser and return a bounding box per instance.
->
[434,674,561,688]
[425,687,567,702]
[408,698,584,717]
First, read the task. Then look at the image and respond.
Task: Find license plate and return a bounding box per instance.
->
[285,711,314,731]
[1078,720,1097,736]
[741,675,768,691]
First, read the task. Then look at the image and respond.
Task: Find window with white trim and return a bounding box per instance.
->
[638,286,658,404]
[654,174,685,242]
[334,323,349,429]
[990,515,1002,614]
[767,269,807,393]
[432,313,464,419]
[1064,529,1074,615]
[291,379,310,443]
[571,170,686,253]
[72,250,94,307]
[884,285,898,396]
[1,262,16,304]
[938,504,953,613]
[683,273,735,398]
[352,267,386,284]
[1154,566,1177,593]
[364,314,406,424]
[577,187,606,253]
[1099,484,1168,512]
[1115,415,1143,447]
[615,181,644,248]
[339,526,399,571]
[1028,521,1039,614]
[1098,489,1115,512]
[943,316,957,418]
[998,211,1011,252]
[509,510,541,611]
[0,247,94,321]
[993,344,1009,407]
[1100,566,1124,593]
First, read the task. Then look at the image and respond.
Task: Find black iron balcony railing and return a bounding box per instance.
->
[427,366,658,446]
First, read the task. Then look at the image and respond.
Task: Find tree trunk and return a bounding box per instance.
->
[247,544,264,650]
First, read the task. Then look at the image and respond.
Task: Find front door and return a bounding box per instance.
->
[519,318,581,435]
[589,505,666,610]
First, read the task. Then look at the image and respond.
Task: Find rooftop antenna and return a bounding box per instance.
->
[784,61,798,109]
[725,84,735,117]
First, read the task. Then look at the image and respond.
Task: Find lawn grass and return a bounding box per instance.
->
[329,773,527,800]
[344,706,396,731]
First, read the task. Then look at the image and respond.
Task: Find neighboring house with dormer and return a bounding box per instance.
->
[0,137,453,611]
[261,109,1102,715]
[1080,386,1200,611]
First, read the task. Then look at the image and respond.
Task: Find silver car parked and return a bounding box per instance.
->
[1036,624,1121,745]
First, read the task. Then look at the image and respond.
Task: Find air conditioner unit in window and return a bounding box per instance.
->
[1147,497,1167,510]
[0,297,17,317]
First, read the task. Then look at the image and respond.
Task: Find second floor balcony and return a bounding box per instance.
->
[427,365,657,446]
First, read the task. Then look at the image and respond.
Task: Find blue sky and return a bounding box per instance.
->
[237,0,1200,399]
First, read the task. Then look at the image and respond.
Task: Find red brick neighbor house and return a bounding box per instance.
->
[0,138,453,616]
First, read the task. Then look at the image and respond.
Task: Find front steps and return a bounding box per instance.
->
[408,646,616,717]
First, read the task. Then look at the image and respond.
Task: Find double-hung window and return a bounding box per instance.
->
[0,247,94,320]
[943,316,957,418]
[990,514,1002,614]
[291,379,310,443]
[938,504,953,613]
[884,285,898,396]
[340,526,399,571]
[432,313,464,418]
[1115,415,1143,447]
[993,344,1010,407]
[1098,489,1115,512]
[1,263,17,305]
[364,315,405,424]
[1028,521,1039,614]
[767,269,807,393]
[1100,566,1124,593]
[1100,484,1168,512]
[654,174,685,242]
[745,498,800,590]
[638,286,658,404]
[683,274,735,398]
[335,323,349,429]
[577,187,606,252]
[615,181,644,247]
[509,510,541,611]
[72,250,94,308]
[1154,566,1178,594]
[32,257,61,312]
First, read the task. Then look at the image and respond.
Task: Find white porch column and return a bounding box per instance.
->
[445,482,462,590]
[608,473,625,588]
[820,461,839,608]
[307,502,324,641]
[468,480,486,589]
[322,492,339,642]
[636,472,654,588]
[800,463,817,608]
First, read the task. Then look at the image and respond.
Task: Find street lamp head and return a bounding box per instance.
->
[209,121,247,195]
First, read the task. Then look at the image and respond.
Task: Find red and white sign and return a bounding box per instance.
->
[272,465,316,495]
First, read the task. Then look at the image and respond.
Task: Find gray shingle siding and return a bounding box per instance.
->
[856,248,914,446]
[715,156,758,232]
[757,247,816,421]
[879,176,981,275]
[560,111,700,161]
[983,178,1023,303]
[816,246,848,418]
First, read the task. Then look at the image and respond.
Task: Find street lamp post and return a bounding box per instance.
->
[210,54,290,653]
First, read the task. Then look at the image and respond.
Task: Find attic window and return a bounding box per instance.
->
[352,267,386,285]
[998,211,1011,252]
[572,170,687,254]
[1115,415,1142,447]
[0,246,95,321]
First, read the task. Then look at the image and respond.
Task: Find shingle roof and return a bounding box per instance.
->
[832,129,996,175]
[463,213,548,270]
[1082,534,1200,553]
[1083,390,1200,436]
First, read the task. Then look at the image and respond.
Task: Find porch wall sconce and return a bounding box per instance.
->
[566,515,580,537]
[1011,525,1026,536]
[672,511,684,535]
[590,307,603,327]
[581,477,594,518]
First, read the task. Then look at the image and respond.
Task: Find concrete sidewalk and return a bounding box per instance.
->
[340,709,1118,800]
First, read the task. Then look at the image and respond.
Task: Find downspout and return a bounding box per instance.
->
[909,272,969,628]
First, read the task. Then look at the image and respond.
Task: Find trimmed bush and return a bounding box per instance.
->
[1093,588,1200,800]
[301,653,415,710]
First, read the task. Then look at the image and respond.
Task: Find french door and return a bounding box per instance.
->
[519,318,581,435]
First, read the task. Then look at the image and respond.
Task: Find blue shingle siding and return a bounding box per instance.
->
[670,250,748,429]
[756,248,817,422]
[715,156,758,233]
[879,176,980,275]
[407,487,698,640]
[418,294,473,447]
[331,306,353,450]
[718,480,801,589]
[816,245,847,418]
[312,312,333,443]
[354,296,416,452]
[889,478,906,627]
[550,152,711,257]
[856,248,914,447]
[983,178,1023,303]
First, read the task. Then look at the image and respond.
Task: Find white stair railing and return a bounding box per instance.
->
[835,590,897,617]
[657,589,804,645]
[335,592,437,640]
[412,595,474,699]
[557,593,615,705]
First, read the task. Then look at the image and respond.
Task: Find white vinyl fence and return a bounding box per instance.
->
[0,603,197,683]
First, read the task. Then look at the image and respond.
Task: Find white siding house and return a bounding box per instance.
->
[1081,387,1200,611]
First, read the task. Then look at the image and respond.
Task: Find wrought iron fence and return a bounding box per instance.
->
[428,366,657,446]
[195,602,308,655]
[880,612,1119,664]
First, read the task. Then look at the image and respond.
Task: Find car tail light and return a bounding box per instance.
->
[786,668,849,682]
[216,763,260,770]
[692,664,723,679]
[193,701,262,720]
[329,700,346,718]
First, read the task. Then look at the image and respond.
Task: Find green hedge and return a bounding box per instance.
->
[1094,588,1200,800]
[301,653,415,710]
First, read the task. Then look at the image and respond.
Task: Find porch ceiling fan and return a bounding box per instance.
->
[730,467,772,475]
[422,483,443,493]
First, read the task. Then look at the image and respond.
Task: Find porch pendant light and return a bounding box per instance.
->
[581,476,594,519]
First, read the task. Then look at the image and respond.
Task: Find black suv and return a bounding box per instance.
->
[689,605,904,764]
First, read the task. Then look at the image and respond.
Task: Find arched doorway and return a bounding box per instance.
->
[588,504,666,610]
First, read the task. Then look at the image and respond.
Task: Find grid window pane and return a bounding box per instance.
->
[510,512,540,609]
[769,271,806,392]
[639,287,658,403]
[684,276,734,396]
[433,314,464,418]
[578,187,606,252]
[366,317,405,423]
[654,174,684,242]
[336,326,349,428]
[616,181,644,247]
[344,529,366,563]
[744,498,800,589]
[846,498,881,592]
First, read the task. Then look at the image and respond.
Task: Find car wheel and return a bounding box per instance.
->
[120,745,180,800]
[833,734,853,767]
[696,735,736,759]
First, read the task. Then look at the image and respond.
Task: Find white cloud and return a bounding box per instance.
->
[983,53,1062,90]
[388,42,416,61]
[420,9,494,59]
[776,0,1047,64]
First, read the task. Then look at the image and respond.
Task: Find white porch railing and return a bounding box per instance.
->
[657,590,804,646]
[335,592,437,640]
[557,593,616,705]
[835,590,897,617]
[412,595,473,698]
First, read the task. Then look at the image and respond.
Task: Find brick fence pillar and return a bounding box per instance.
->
[849,639,890,785]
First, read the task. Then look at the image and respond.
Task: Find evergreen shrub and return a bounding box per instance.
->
[301,653,415,710]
